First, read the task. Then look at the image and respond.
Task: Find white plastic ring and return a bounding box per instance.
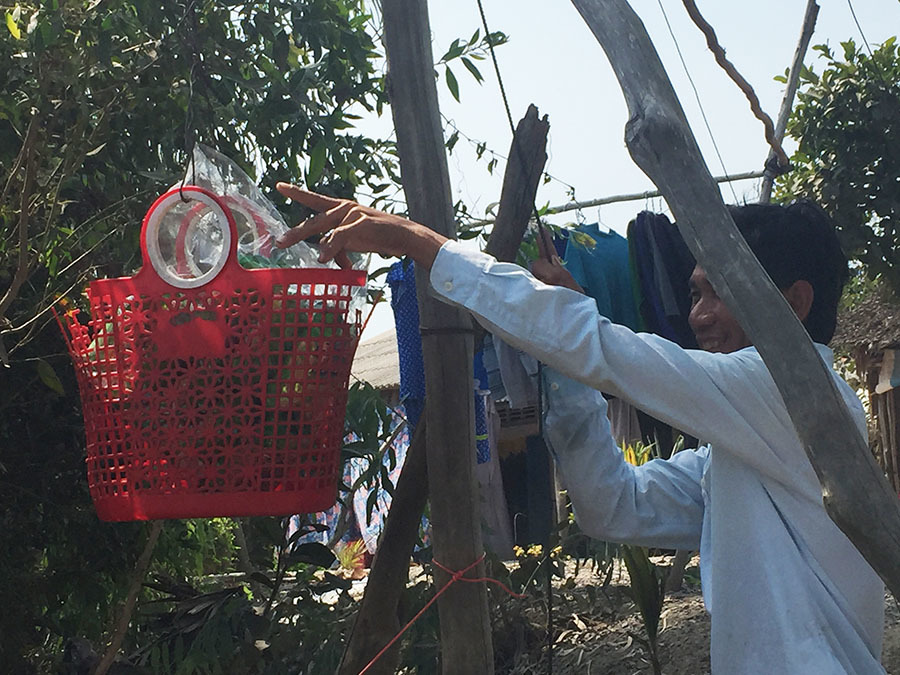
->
[144,190,233,289]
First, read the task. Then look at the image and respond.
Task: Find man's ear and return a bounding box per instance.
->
[784,280,814,323]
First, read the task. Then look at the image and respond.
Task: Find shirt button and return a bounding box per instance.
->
[443,281,453,291]
[550,382,560,391]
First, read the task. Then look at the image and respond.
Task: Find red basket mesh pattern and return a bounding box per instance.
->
[57,187,365,521]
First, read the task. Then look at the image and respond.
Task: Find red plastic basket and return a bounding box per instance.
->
[57,186,366,521]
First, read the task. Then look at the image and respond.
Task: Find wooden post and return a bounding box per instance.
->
[338,422,429,675]
[570,0,900,600]
[484,104,550,262]
[759,0,819,203]
[93,522,162,675]
[876,395,892,491]
[890,391,900,493]
[381,1,493,671]
[338,104,550,674]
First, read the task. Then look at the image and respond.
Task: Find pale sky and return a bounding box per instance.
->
[357,0,899,337]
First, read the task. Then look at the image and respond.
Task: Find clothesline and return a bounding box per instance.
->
[468,169,765,228]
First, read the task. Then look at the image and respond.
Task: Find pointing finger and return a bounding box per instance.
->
[276,182,344,212]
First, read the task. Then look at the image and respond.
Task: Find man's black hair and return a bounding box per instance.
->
[728,200,849,344]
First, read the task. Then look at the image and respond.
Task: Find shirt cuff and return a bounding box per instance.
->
[429,239,492,301]
[543,367,608,416]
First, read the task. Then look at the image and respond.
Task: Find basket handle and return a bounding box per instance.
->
[140,186,239,289]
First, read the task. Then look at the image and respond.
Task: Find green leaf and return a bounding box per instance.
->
[5,12,21,40]
[272,31,289,69]
[85,143,107,157]
[287,542,336,569]
[307,139,327,185]
[36,360,64,395]
[487,30,508,47]
[440,38,463,63]
[461,57,483,83]
[446,129,459,153]
[445,66,460,102]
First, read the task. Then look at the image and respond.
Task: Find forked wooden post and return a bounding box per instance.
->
[570,0,900,599]
[338,104,549,674]
[381,0,493,671]
[485,104,550,262]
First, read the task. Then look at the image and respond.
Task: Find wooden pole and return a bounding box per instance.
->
[570,0,900,600]
[759,0,819,203]
[338,421,429,675]
[338,104,550,674]
[381,1,493,671]
[93,521,162,675]
[885,389,900,492]
[339,105,550,675]
[484,104,550,262]
[468,169,764,228]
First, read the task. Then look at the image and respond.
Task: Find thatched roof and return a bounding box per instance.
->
[350,328,400,391]
[833,281,900,352]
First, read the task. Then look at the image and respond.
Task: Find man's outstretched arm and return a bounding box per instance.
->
[275,187,823,496]
[543,369,706,550]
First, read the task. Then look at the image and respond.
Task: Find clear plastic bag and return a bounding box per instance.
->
[174,144,325,269]
[169,145,368,309]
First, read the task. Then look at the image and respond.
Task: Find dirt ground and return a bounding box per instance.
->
[494,556,900,674]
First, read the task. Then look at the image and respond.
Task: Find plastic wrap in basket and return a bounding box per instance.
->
[57,187,366,521]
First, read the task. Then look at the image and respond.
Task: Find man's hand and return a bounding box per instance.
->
[531,257,585,293]
[530,224,585,293]
[274,183,449,270]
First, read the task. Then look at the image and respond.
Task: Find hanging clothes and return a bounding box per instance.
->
[492,338,540,409]
[480,334,507,401]
[476,395,515,558]
[288,411,416,554]
[350,411,413,554]
[563,222,643,331]
[626,212,701,455]
[388,259,496,462]
[387,261,426,428]
[627,211,697,349]
[287,482,354,548]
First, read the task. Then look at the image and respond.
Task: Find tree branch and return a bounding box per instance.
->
[93,521,163,675]
[0,118,40,364]
[680,0,790,169]
[338,420,428,675]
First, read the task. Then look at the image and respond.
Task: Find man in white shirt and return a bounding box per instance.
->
[275,184,885,673]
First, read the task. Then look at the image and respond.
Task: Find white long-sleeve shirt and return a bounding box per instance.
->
[429,240,885,674]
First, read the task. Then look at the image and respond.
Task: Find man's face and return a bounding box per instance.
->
[688,266,751,354]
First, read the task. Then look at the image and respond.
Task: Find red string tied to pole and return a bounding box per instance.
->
[358,553,526,674]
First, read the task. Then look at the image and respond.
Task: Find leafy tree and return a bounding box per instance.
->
[0,0,508,670]
[776,38,900,290]
[0,0,392,359]
[0,1,393,671]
